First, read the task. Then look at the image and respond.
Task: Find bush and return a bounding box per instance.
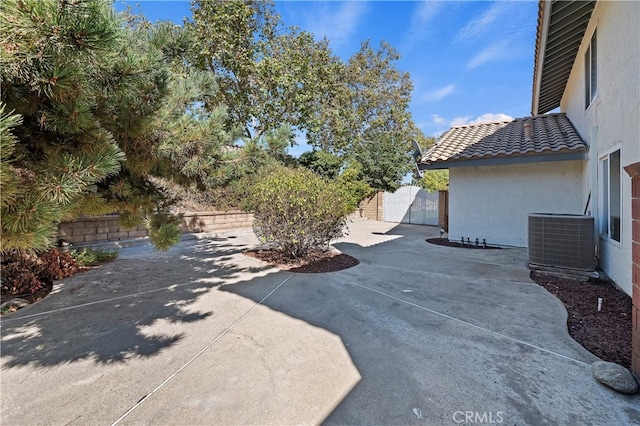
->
[337,162,373,210]
[418,169,449,192]
[1,249,78,296]
[248,166,354,259]
[70,248,118,267]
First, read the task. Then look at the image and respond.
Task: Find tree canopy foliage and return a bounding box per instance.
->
[299,150,343,180]
[189,1,427,194]
[304,40,425,192]
[190,0,340,139]
[418,169,450,192]
[1,0,430,254]
[0,0,238,251]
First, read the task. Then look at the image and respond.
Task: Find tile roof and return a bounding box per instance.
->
[419,113,587,168]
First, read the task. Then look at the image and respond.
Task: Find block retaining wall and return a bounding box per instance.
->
[58,211,254,245]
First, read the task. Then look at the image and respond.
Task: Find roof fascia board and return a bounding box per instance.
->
[419,151,588,170]
[532,0,553,116]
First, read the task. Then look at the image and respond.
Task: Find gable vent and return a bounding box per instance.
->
[528,213,595,272]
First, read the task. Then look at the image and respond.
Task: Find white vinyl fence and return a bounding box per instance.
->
[383,185,439,225]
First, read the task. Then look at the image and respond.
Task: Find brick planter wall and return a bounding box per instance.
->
[58,211,254,245]
[624,161,640,379]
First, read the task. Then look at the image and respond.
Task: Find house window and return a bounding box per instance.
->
[600,149,621,242]
[584,30,597,109]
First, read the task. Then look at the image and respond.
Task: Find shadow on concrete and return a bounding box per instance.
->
[0,238,271,368]
[215,221,639,425]
[214,223,445,424]
[2,221,638,425]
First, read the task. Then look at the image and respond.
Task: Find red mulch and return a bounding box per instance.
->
[1,266,94,315]
[426,238,501,249]
[244,249,359,273]
[530,271,632,368]
[0,282,54,314]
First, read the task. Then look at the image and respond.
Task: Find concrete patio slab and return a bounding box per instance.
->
[1,221,638,425]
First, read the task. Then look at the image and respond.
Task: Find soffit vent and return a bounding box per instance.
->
[528,213,595,272]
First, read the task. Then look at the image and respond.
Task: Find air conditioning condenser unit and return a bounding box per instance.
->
[528,213,595,272]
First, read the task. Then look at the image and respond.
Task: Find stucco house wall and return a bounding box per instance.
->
[449,161,584,247]
[559,1,640,295]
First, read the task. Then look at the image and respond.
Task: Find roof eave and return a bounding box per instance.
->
[532,0,553,116]
[419,150,588,170]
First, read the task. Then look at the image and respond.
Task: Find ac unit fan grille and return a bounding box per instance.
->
[528,214,595,271]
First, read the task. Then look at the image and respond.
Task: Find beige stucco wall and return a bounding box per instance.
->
[560,1,640,295]
[449,161,584,248]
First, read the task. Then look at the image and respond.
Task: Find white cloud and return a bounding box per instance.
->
[456,2,513,42]
[449,116,472,127]
[469,113,513,124]
[401,1,442,53]
[466,40,510,70]
[414,0,440,23]
[449,113,513,127]
[420,84,456,103]
[431,114,446,125]
[307,2,369,48]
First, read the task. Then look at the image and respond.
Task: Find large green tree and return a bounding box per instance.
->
[299,150,343,180]
[1,0,129,251]
[418,169,449,192]
[307,40,425,192]
[190,0,341,139]
[0,0,237,251]
[190,1,428,194]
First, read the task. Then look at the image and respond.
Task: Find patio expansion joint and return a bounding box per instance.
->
[1,279,227,323]
[331,274,590,368]
[354,261,537,287]
[106,273,294,426]
[356,247,421,255]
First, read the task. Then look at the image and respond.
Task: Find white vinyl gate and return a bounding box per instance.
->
[383,186,439,225]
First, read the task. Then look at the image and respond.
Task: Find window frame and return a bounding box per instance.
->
[584,29,598,110]
[599,147,622,244]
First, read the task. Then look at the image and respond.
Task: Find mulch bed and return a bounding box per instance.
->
[1,266,96,315]
[1,282,54,314]
[530,271,632,368]
[244,249,359,273]
[426,238,502,249]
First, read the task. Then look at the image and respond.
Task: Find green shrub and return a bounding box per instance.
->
[248,166,354,259]
[70,248,118,267]
[418,169,449,192]
[337,162,373,210]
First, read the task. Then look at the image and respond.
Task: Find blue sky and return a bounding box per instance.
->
[114,1,539,156]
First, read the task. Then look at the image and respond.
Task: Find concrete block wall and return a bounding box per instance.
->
[358,192,384,221]
[625,162,640,379]
[179,211,254,233]
[58,211,254,245]
[58,216,147,245]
